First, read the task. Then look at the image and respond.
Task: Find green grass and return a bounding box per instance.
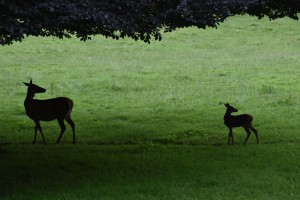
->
[0,15,300,199]
[1,144,299,199]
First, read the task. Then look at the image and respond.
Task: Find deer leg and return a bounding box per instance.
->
[227,131,230,145]
[56,119,66,144]
[231,129,234,145]
[250,126,259,144]
[34,120,46,144]
[228,128,234,145]
[33,122,38,144]
[38,123,46,144]
[243,127,251,145]
[65,115,76,144]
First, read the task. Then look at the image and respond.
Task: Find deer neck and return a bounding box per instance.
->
[224,110,233,121]
[25,90,35,102]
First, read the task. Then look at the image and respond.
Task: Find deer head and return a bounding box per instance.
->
[224,103,238,113]
[23,79,46,99]
[23,79,46,94]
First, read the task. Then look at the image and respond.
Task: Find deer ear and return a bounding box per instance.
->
[30,79,32,84]
[23,82,29,86]
[224,103,229,107]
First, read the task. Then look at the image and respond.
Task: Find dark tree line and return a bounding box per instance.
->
[1,0,299,45]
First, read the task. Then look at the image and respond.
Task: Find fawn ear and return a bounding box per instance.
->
[23,82,30,86]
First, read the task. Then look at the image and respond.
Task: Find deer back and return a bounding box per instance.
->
[224,114,253,128]
[24,97,73,121]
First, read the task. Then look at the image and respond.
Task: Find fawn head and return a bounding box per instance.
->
[224,103,238,113]
[23,79,46,94]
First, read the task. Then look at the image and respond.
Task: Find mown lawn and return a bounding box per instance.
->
[0,15,299,199]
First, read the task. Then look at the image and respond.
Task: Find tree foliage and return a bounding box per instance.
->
[1,0,299,45]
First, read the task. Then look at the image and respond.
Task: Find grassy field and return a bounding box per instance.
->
[0,15,300,199]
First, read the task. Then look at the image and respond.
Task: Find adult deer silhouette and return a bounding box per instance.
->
[224,103,258,145]
[23,80,75,144]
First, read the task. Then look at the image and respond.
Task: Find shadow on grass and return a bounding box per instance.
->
[0,140,299,199]
[0,143,207,199]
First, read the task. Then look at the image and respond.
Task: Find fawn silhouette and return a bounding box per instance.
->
[224,103,258,145]
[23,80,75,144]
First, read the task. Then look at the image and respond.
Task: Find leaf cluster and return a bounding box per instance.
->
[0,0,299,45]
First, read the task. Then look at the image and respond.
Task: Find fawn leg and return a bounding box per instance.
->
[250,126,259,144]
[243,127,251,145]
[65,115,76,144]
[56,119,66,144]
